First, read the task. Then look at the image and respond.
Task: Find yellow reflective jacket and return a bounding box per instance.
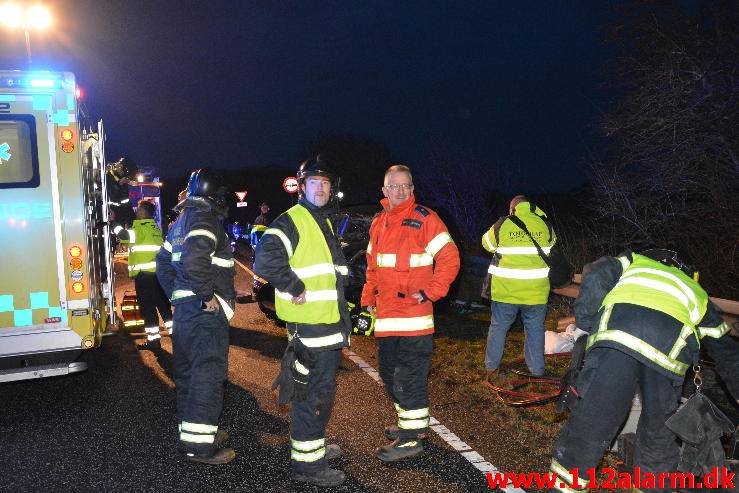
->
[481,201,554,304]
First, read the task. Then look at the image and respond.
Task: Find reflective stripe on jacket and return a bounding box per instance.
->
[268,205,342,325]
[481,201,553,305]
[588,253,717,377]
[361,196,460,337]
[155,197,236,309]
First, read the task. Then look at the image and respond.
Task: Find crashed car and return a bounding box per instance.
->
[252,205,377,325]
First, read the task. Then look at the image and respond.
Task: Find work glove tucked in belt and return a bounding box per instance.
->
[557,335,588,413]
[271,341,316,405]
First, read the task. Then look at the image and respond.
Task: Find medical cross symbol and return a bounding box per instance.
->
[0,142,10,164]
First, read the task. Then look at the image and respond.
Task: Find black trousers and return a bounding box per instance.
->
[172,299,230,456]
[134,271,172,329]
[550,347,682,493]
[291,348,342,474]
[377,334,433,440]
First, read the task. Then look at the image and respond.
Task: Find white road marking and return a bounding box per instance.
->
[346,350,525,493]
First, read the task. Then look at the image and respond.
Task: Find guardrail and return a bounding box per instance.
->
[552,275,739,336]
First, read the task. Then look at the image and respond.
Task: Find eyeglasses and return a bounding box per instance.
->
[384,183,413,191]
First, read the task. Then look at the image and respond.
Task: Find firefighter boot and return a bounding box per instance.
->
[325,443,342,461]
[384,425,427,441]
[293,467,346,487]
[376,439,424,462]
[183,447,236,465]
[384,425,400,441]
[214,430,229,447]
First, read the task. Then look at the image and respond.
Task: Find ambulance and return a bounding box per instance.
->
[0,70,115,382]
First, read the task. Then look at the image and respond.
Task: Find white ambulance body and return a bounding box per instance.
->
[0,70,114,382]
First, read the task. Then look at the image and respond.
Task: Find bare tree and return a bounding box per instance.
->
[414,146,510,252]
[588,1,739,298]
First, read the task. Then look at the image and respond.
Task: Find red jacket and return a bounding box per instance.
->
[361,196,460,337]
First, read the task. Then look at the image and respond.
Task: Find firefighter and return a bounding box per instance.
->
[254,155,350,487]
[106,157,138,228]
[482,195,557,379]
[155,168,236,465]
[112,200,172,349]
[549,249,739,493]
[360,164,460,462]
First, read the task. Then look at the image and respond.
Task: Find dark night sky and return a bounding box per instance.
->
[1,1,614,192]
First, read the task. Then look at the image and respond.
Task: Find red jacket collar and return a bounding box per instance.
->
[380,195,416,215]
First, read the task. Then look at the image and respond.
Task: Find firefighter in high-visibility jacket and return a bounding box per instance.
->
[254,155,350,488]
[113,199,172,349]
[549,249,739,493]
[155,168,236,465]
[360,164,460,462]
[482,195,556,379]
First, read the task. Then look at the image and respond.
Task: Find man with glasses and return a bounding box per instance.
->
[361,164,460,462]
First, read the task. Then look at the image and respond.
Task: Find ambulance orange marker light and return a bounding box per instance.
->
[60,128,74,141]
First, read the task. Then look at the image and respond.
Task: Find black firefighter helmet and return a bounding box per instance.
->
[640,248,698,280]
[112,157,138,180]
[186,168,227,208]
[296,154,341,203]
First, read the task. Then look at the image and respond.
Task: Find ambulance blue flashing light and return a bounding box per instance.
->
[29,78,55,88]
[0,75,63,90]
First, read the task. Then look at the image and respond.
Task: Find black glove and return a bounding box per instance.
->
[556,335,588,413]
[271,342,317,404]
[272,345,296,405]
[665,390,735,474]
[291,358,310,402]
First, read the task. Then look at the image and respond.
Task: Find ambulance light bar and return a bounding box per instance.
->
[29,79,55,88]
[0,75,64,90]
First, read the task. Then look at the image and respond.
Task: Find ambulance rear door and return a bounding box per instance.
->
[0,72,86,380]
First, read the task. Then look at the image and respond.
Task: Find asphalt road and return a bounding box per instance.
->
[0,258,500,493]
